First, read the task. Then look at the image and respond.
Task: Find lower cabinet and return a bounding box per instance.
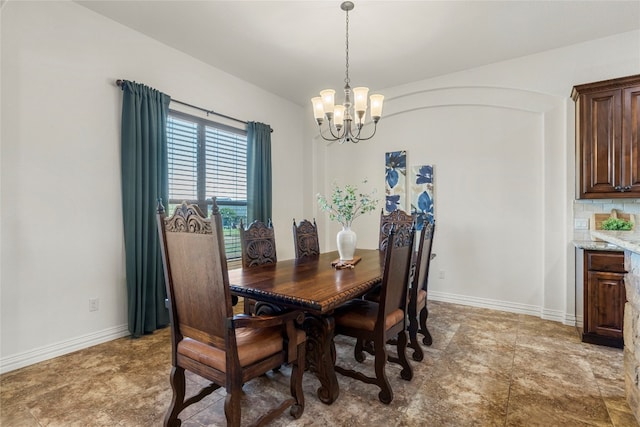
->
[583,250,626,348]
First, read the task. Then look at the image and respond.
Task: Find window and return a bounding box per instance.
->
[167,110,247,260]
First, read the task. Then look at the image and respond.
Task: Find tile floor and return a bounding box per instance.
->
[1,301,638,426]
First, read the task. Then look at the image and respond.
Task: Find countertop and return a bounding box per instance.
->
[573,230,623,251]
[589,230,640,254]
[573,240,623,251]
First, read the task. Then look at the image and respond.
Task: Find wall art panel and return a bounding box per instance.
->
[385,150,407,213]
[410,165,434,230]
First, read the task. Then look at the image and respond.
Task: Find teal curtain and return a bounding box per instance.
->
[120,80,171,338]
[246,122,272,223]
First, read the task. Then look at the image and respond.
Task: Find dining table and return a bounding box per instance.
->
[228,249,384,404]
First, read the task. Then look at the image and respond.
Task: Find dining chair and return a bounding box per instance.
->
[292,218,320,259]
[364,221,436,361]
[239,218,277,314]
[407,221,435,361]
[332,225,416,404]
[157,199,305,427]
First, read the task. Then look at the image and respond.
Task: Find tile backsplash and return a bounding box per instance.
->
[574,199,640,229]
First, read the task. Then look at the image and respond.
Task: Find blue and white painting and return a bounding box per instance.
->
[411,165,434,230]
[385,151,407,213]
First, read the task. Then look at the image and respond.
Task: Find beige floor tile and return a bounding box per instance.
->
[1,302,638,427]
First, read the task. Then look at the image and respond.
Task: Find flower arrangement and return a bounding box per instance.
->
[317,180,379,228]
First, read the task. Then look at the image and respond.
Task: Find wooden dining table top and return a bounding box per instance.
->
[228,249,384,315]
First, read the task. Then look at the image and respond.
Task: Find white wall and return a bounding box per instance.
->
[0,1,305,372]
[309,30,640,323]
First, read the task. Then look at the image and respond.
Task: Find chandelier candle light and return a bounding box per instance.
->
[311,1,384,144]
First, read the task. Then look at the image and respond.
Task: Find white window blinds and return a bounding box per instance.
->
[167,110,247,259]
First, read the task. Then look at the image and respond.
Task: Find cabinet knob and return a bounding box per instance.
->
[624,185,631,191]
[615,185,622,191]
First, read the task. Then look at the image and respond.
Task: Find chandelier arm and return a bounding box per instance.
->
[318,129,340,142]
[349,122,378,143]
[318,120,378,144]
[319,133,340,142]
[317,122,346,142]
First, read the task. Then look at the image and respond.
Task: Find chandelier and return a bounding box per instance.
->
[311,1,384,144]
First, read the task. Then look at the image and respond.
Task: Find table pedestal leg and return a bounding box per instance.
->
[304,314,339,404]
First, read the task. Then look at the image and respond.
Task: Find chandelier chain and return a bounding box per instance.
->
[344,8,350,87]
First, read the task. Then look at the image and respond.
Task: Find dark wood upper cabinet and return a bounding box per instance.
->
[572,75,640,199]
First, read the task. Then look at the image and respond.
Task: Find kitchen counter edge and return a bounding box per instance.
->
[588,230,640,254]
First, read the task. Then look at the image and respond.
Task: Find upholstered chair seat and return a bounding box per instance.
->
[334,300,405,332]
[177,326,306,373]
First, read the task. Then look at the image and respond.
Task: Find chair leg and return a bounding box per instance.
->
[331,339,337,365]
[418,305,433,346]
[396,329,413,381]
[374,337,393,404]
[224,382,242,427]
[164,367,186,427]
[243,298,255,315]
[354,338,366,362]
[408,306,424,362]
[289,341,306,419]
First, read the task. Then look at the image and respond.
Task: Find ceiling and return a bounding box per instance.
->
[76,0,640,106]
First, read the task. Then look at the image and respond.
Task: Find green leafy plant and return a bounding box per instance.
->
[317,180,379,228]
[601,217,634,230]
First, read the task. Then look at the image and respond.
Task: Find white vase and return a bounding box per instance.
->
[337,226,357,261]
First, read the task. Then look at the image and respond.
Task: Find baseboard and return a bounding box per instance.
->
[565,313,582,327]
[429,291,579,326]
[0,324,129,374]
[541,308,567,324]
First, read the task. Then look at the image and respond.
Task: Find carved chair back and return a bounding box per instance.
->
[292,218,320,259]
[239,219,277,268]
[158,200,232,346]
[379,208,415,252]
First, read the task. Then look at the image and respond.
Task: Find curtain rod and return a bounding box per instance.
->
[115,79,272,132]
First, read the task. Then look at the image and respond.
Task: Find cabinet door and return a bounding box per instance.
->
[622,85,640,192]
[579,89,622,197]
[585,270,625,339]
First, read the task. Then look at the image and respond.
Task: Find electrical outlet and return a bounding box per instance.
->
[89,298,99,312]
[574,218,589,230]
[439,270,445,279]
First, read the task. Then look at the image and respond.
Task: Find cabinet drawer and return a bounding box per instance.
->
[586,251,625,273]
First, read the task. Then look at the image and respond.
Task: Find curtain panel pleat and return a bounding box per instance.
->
[246,122,272,223]
[120,80,171,338]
